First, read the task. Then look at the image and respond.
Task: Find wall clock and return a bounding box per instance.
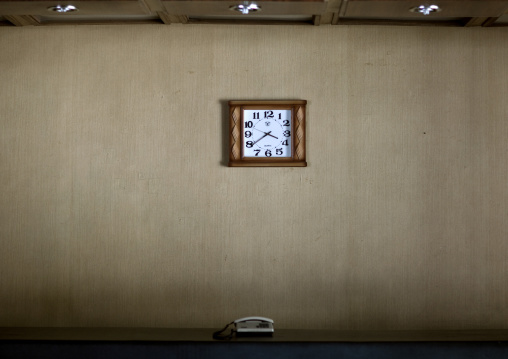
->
[228,100,307,167]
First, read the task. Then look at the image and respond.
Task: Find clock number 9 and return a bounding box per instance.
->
[244,131,252,138]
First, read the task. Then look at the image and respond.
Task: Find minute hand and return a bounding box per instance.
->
[253,128,279,140]
[252,131,272,145]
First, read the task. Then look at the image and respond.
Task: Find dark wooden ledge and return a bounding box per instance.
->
[1,327,508,342]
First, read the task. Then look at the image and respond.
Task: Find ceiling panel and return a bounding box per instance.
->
[161,0,327,17]
[342,0,508,18]
[0,0,150,16]
[1,0,507,26]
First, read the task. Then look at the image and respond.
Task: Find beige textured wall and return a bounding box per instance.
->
[1,24,507,330]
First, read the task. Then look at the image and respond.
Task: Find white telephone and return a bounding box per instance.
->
[234,316,274,335]
[213,316,274,339]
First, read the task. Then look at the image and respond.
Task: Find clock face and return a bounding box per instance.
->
[242,109,292,158]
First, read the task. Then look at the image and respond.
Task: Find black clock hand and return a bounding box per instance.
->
[253,128,279,140]
[252,131,272,145]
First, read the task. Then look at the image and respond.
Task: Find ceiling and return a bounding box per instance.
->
[1,0,508,27]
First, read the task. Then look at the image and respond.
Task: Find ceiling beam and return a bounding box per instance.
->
[140,0,165,13]
[143,0,189,25]
[332,0,348,25]
[4,15,40,26]
[482,17,501,26]
[157,11,188,24]
[319,0,342,25]
[464,16,503,27]
[464,17,490,27]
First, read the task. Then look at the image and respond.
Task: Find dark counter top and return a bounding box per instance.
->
[1,327,508,342]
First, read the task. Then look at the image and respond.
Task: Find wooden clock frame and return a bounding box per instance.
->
[228,100,307,167]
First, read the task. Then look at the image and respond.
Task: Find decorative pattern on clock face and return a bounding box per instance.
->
[242,109,292,158]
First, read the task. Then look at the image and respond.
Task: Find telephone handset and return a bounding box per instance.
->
[212,316,274,339]
[234,316,274,335]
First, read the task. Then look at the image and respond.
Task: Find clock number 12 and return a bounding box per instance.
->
[252,111,275,119]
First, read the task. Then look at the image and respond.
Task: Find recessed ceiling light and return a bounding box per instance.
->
[229,3,261,15]
[47,5,79,13]
[409,5,441,16]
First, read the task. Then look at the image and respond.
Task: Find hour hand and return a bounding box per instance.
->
[266,132,278,139]
[253,128,278,140]
[252,131,271,145]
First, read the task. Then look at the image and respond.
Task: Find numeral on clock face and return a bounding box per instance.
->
[242,109,292,158]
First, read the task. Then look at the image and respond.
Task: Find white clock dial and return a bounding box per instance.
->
[242,109,292,158]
